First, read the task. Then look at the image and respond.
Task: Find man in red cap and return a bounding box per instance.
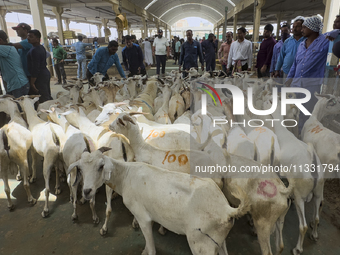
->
[11,23,32,79]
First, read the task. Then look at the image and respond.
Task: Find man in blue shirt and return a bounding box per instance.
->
[122,35,146,77]
[11,23,32,79]
[72,36,92,80]
[275,17,306,79]
[201,33,216,72]
[179,30,204,77]
[270,24,290,76]
[0,30,29,97]
[87,40,126,87]
[286,16,340,132]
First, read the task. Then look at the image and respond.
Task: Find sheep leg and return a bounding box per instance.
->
[254,219,273,255]
[1,160,14,211]
[67,167,79,221]
[292,198,308,255]
[16,164,22,181]
[20,162,37,205]
[138,219,156,255]
[100,185,113,235]
[89,194,99,224]
[310,180,325,242]
[41,152,58,218]
[54,166,61,195]
[275,209,289,255]
[29,147,38,183]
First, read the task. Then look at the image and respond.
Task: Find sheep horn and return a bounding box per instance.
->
[98,147,112,154]
[314,92,331,99]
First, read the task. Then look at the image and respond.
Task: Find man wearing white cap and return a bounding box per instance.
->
[152,29,170,77]
[11,23,32,78]
[286,15,340,133]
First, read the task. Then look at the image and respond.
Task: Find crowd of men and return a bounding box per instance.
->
[0,15,339,121]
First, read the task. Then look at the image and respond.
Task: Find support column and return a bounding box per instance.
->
[97,24,102,37]
[275,12,282,38]
[217,26,220,40]
[149,29,153,37]
[156,21,160,32]
[52,7,64,44]
[64,18,70,31]
[165,25,168,38]
[233,14,238,40]
[323,0,340,33]
[29,0,53,75]
[287,19,291,29]
[253,0,266,43]
[142,17,148,38]
[223,7,228,41]
[0,9,8,36]
[169,28,172,39]
[102,18,109,43]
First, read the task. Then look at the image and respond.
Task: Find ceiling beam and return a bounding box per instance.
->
[214,0,254,29]
[105,0,170,28]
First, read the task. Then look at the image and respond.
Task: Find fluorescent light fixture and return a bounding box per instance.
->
[145,0,158,10]
[160,4,223,19]
[227,0,236,7]
[168,14,217,24]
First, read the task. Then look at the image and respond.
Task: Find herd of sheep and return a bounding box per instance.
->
[0,69,339,255]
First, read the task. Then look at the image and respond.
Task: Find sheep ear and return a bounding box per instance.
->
[73,167,82,187]
[103,157,113,181]
[67,161,79,176]
[32,97,40,104]
[98,147,112,154]
[122,115,136,124]
[39,109,52,114]
[60,110,74,116]
[118,118,125,126]
[83,135,92,153]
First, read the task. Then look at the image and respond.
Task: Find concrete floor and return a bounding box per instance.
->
[1,61,340,255]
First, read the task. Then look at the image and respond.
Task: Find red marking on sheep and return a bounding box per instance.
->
[257,181,277,198]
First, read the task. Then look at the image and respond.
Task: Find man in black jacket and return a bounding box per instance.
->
[122,35,146,77]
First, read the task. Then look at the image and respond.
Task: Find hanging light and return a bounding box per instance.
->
[65,0,71,11]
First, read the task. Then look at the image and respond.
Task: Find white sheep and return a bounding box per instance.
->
[0,123,37,210]
[67,148,250,254]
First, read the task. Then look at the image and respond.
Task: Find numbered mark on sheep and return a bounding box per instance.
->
[162,151,188,166]
[146,130,166,139]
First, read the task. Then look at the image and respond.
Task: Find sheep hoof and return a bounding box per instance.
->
[158,226,167,236]
[251,227,257,236]
[72,214,78,221]
[93,217,100,224]
[100,228,107,236]
[112,192,119,199]
[8,204,15,211]
[132,218,139,229]
[29,198,37,205]
[55,188,61,195]
[79,198,86,204]
[29,177,36,183]
[310,233,319,242]
[41,210,49,218]
[292,248,302,255]
[16,174,22,181]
